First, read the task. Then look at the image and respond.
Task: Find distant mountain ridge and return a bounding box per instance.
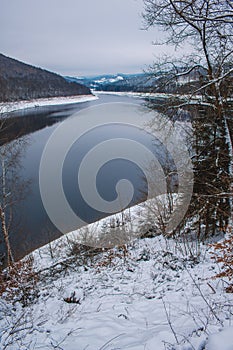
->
[65,73,157,92]
[0,54,91,102]
[65,71,204,94]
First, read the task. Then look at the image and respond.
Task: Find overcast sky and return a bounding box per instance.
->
[1,0,175,76]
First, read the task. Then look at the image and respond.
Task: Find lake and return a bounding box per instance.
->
[0,93,177,263]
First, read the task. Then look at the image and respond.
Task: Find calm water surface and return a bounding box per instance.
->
[0,94,173,262]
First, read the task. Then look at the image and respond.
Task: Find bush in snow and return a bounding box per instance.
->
[210,231,233,293]
[0,255,39,306]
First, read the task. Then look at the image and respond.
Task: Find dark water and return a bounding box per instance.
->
[0,94,175,263]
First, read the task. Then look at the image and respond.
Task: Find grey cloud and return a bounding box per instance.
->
[0,0,177,75]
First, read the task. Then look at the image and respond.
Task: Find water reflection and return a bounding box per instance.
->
[1,95,144,264]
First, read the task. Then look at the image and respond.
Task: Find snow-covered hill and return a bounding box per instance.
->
[65,73,157,92]
[0,202,232,350]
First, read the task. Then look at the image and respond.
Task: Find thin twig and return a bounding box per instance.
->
[162,298,179,345]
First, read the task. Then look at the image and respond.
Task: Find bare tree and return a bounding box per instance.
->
[143,0,233,112]
[142,0,233,238]
[0,113,29,267]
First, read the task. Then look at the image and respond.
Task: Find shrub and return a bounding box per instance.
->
[0,255,39,306]
[210,231,233,292]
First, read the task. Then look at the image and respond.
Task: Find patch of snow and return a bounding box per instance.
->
[94,75,124,84]
[0,199,233,350]
[95,90,203,100]
[177,76,198,84]
[206,327,233,350]
[0,94,98,114]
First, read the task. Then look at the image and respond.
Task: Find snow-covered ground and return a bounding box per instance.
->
[0,94,98,114]
[94,90,203,101]
[0,201,232,350]
[95,90,175,99]
[94,75,124,84]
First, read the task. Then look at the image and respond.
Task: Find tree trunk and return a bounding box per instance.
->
[0,205,14,266]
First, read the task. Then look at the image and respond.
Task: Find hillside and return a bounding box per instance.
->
[66,70,221,95]
[65,73,158,92]
[65,72,204,94]
[0,54,91,102]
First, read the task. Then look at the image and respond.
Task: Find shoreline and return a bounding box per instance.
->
[95,90,203,100]
[0,94,99,114]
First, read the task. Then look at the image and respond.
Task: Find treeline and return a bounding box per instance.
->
[0,54,91,102]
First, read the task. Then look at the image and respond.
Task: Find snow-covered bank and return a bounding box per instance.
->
[95,90,175,99]
[0,200,232,350]
[94,90,203,101]
[0,94,99,114]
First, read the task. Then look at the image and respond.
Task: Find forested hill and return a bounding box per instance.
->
[0,53,91,102]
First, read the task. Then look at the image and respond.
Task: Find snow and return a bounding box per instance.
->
[95,90,175,99]
[207,327,233,350]
[95,90,203,101]
[0,200,233,349]
[0,94,99,114]
[94,75,124,84]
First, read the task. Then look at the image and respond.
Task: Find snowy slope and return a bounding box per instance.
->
[0,94,98,114]
[0,202,233,350]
